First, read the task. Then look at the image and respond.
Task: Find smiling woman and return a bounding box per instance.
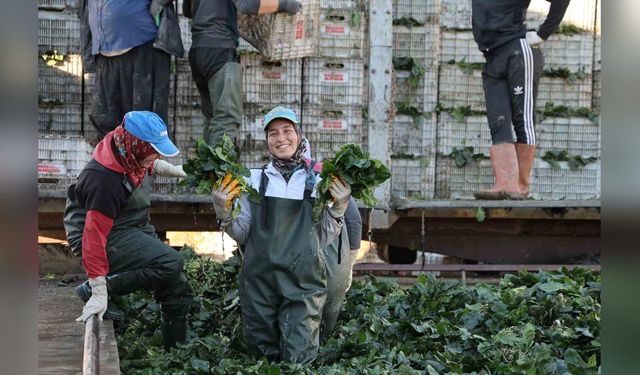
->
[210,106,353,364]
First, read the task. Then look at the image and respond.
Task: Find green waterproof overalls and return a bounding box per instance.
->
[320,226,350,342]
[238,167,328,364]
[63,169,193,349]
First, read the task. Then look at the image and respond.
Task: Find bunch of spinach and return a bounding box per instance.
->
[180,135,258,217]
[313,144,391,221]
[113,249,600,374]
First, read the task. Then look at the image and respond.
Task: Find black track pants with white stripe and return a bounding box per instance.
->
[482,38,544,145]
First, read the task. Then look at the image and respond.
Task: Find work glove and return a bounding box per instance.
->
[212,174,241,223]
[150,0,165,26]
[76,276,108,322]
[153,159,187,178]
[277,0,302,15]
[327,176,351,219]
[525,31,544,47]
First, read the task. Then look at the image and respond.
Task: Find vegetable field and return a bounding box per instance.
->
[114,248,600,374]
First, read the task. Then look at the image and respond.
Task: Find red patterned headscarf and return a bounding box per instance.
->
[112,125,158,186]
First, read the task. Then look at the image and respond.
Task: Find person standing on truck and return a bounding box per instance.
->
[472,0,570,199]
[181,0,302,145]
[301,138,363,342]
[211,106,351,364]
[79,0,184,137]
[63,111,194,351]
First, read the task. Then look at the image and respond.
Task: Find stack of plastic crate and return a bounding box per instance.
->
[38,10,84,137]
[536,32,594,111]
[527,0,599,200]
[171,59,205,152]
[437,18,485,114]
[435,0,488,199]
[300,1,366,162]
[439,0,471,30]
[389,0,440,199]
[241,53,303,167]
[437,31,484,115]
[38,135,93,191]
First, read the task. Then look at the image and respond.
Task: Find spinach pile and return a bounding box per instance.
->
[113,249,600,374]
[180,135,258,217]
[313,144,391,221]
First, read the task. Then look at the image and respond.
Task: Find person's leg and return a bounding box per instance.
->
[205,62,243,145]
[131,42,171,123]
[320,229,351,342]
[508,40,544,196]
[278,289,326,365]
[474,53,523,200]
[106,229,192,349]
[90,53,134,136]
[238,271,281,361]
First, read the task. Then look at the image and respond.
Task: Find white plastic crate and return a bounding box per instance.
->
[173,61,202,109]
[541,33,594,74]
[437,63,485,112]
[392,24,440,68]
[391,157,435,199]
[39,104,83,136]
[436,112,493,157]
[38,0,68,10]
[529,159,601,200]
[242,54,302,104]
[303,57,364,106]
[318,9,365,58]
[173,107,205,149]
[392,0,440,24]
[537,75,593,111]
[592,72,600,113]
[38,11,81,55]
[435,155,494,199]
[38,54,84,105]
[267,0,321,60]
[537,117,600,158]
[38,135,93,191]
[391,113,437,157]
[393,66,438,113]
[527,0,598,32]
[440,0,471,30]
[301,105,365,161]
[320,0,360,9]
[439,31,484,65]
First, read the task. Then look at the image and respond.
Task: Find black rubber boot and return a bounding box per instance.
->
[75,280,125,320]
[162,318,188,351]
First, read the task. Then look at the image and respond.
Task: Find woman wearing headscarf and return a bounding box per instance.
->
[63,111,193,350]
[211,106,351,364]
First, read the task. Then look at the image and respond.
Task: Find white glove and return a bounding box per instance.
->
[76,276,108,322]
[154,159,187,178]
[212,175,241,223]
[327,176,351,219]
[525,31,544,46]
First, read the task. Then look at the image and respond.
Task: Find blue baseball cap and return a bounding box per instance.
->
[262,106,299,131]
[123,111,179,157]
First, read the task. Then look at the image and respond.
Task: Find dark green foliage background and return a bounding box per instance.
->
[114,248,600,374]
